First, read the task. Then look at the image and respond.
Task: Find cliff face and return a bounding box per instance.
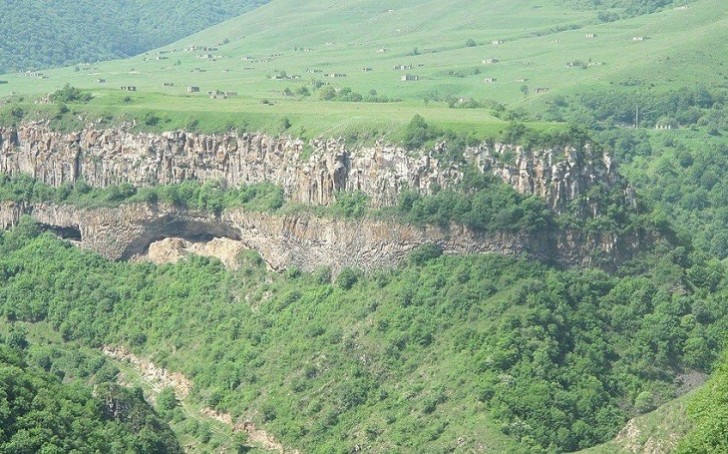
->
[0,201,647,273]
[0,122,644,270]
[0,122,630,214]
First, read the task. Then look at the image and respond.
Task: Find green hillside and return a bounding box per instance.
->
[0,218,725,452]
[0,328,182,453]
[0,0,269,73]
[1,0,722,136]
[1,0,727,452]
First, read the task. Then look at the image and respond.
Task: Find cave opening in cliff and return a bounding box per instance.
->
[38,223,82,242]
[119,218,242,261]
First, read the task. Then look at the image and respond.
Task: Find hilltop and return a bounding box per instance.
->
[0,0,723,139]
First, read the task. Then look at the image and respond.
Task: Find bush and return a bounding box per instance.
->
[157,387,179,412]
[336,267,359,290]
[50,84,92,103]
[408,244,443,266]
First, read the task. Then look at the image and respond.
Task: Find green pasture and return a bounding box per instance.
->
[1,0,724,136]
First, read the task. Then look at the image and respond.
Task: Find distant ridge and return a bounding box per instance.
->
[0,0,269,73]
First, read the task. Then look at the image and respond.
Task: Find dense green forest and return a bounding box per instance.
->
[562,0,684,19]
[0,0,268,73]
[0,328,181,453]
[0,218,724,452]
[678,352,728,453]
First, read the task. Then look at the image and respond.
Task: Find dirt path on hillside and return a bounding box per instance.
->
[102,346,300,454]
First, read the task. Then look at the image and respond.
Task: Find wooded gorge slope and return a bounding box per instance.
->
[0,0,268,73]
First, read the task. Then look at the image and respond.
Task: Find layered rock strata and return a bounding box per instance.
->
[0,122,631,214]
[0,202,646,272]
[0,122,644,270]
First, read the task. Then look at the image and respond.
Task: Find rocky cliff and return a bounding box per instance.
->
[0,201,648,272]
[0,122,645,270]
[0,122,631,214]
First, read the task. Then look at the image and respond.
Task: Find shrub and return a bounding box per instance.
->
[336,267,359,290]
[408,244,443,266]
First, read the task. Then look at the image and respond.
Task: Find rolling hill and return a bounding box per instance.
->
[0,0,723,138]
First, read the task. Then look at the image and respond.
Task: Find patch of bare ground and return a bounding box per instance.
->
[135,237,246,270]
[103,345,299,453]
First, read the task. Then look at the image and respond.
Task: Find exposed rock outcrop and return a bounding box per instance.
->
[0,122,630,214]
[0,122,645,270]
[0,201,649,272]
[139,237,246,269]
[103,346,298,453]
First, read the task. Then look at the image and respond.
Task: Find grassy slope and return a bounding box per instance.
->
[3,321,266,454]
[579,390,695,454]
[1,0,725,137]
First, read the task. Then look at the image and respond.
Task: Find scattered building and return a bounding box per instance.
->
[491,40,505,45]
[376,48,390,53]
[362,67,374,72]
[187,86,200,93]
[482,58,499,64]
[515,78,528,82]
[393,64,413,70]
[120,86,137,91]
[655,117,678,130]
[401,74,419,81]
[96,79,106,84]
[632,36,645,41]
[585,33,597,38]
[326,73,347,78]
[185,45,218,52]
[163,82,175,87]
[208,90,225,99]
[535,87,550,94]
[483,77,497,83]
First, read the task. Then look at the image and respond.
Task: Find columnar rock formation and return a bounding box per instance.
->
[0,122,631,214]
[0,122,644,270]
